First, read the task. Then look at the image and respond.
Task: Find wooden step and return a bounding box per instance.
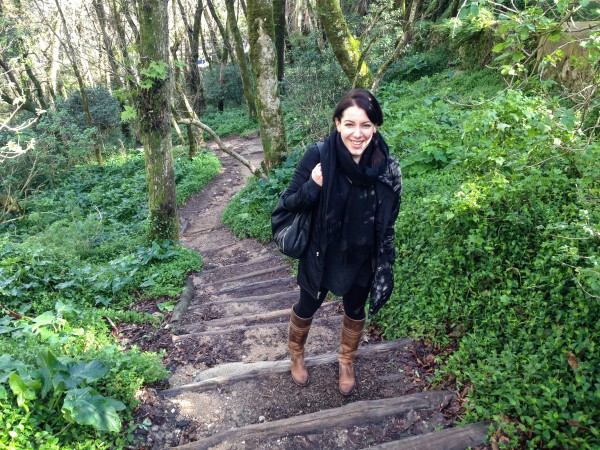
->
[172,391,454,450]
[163,339,412,396]
[172,314,340,341]
[361,422,490,450]
[209,276,296,297]
[194,265,290,288]
[180,302,340,333]
[197,255,277,276]
[188,290,299,307]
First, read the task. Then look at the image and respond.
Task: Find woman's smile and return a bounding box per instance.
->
[335,105,376,163]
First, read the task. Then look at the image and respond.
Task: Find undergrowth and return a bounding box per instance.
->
[0,150,221,448]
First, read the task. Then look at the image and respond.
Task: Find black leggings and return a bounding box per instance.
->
[293,284,370,321]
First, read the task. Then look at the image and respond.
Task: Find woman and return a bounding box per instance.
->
[278,88,402,395]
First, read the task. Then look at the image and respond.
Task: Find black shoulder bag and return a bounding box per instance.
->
[271,143,322,259]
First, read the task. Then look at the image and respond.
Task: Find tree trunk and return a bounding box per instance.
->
[123,0,140,44]
[272,0,285,81]
[225,0,257,118]
[371,0,421,92]
[177,0,206,113]
[0,56,37,114]
[137,0,179,241]
[247,0,287,171]
[315,0,373,88]
[48,18,61,103]
[92,0,121,90]
[52,0,102,164]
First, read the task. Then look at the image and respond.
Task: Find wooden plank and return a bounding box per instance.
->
[172,313,339,341]
[194,302,338,329]
[200,242,239,254]
[162,339,412,396]
[173,391,453,450]
[212,276,296,296]
[361,422,490,450]
[188,290,299,308]
[197,265,290,287]
[197,255,276,276]
[170,276,195,323]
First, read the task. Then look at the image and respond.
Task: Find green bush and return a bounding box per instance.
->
[377,70,504,175]
[384,47,453,83]
[200,108,258,138]
[0,148,220,448]
[63,86,121,133]
[378,86,599,448]
[222,147,303,242]
[202,64,245,109]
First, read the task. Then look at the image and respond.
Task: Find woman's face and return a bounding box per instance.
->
[335,105,376,164]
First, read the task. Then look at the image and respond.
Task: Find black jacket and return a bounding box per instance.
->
[281,137,402,317]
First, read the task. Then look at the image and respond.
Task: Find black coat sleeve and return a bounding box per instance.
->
[281,146,322,213]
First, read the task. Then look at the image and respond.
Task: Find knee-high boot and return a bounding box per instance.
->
[288,306,313,386]
[338,314,365,396]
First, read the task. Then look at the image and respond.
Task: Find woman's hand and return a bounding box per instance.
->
[311,163,323,186]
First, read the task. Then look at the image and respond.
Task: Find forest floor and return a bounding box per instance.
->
[118,135,487,449]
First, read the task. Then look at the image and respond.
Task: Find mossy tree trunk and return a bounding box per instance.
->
[137,0,179,241]
[53,0,102,164]
[272,0,285,81]
[206,0,231,112]
[225,0,257,119]
[315,0,373,88]
[247,0,287,172]
[177,0,206,114]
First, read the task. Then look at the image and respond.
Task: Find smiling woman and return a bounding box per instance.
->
[273,88,402,396]
[335,106,377,163]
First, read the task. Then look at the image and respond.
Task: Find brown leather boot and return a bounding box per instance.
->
[288,307,313,386]
[338,314,365,396]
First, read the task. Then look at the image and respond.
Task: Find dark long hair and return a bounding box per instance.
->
[332,88,385,165]
[332,88,384,126]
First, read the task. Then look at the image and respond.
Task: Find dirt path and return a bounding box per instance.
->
[126,136,489,449]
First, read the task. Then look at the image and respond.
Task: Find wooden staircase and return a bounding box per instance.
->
[148,136,489,449]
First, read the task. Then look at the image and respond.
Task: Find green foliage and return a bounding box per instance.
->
[384,47,454,82]
[0,303,167,447]
[63,87,121,132]
[202,64,245,109]
[378,70,504,175]
[222,147,303,242]
[0,148,218,448]
[139,60,169,89]
[0,109,96,197]
[174,151,222,205]
[377,78,599,448]
[281,32,348,147]
[199,108,258,138]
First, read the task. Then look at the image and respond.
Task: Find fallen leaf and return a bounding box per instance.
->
[567,351,579,369]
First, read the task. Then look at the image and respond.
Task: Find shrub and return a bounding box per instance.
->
[200,108,258,138]
[202,64,245,109]
[378,86,599,448]
[0,148,220,447]
[63,86,121,133]
[222,147,303,242]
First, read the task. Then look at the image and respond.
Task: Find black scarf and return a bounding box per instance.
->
[323,131,388,264]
